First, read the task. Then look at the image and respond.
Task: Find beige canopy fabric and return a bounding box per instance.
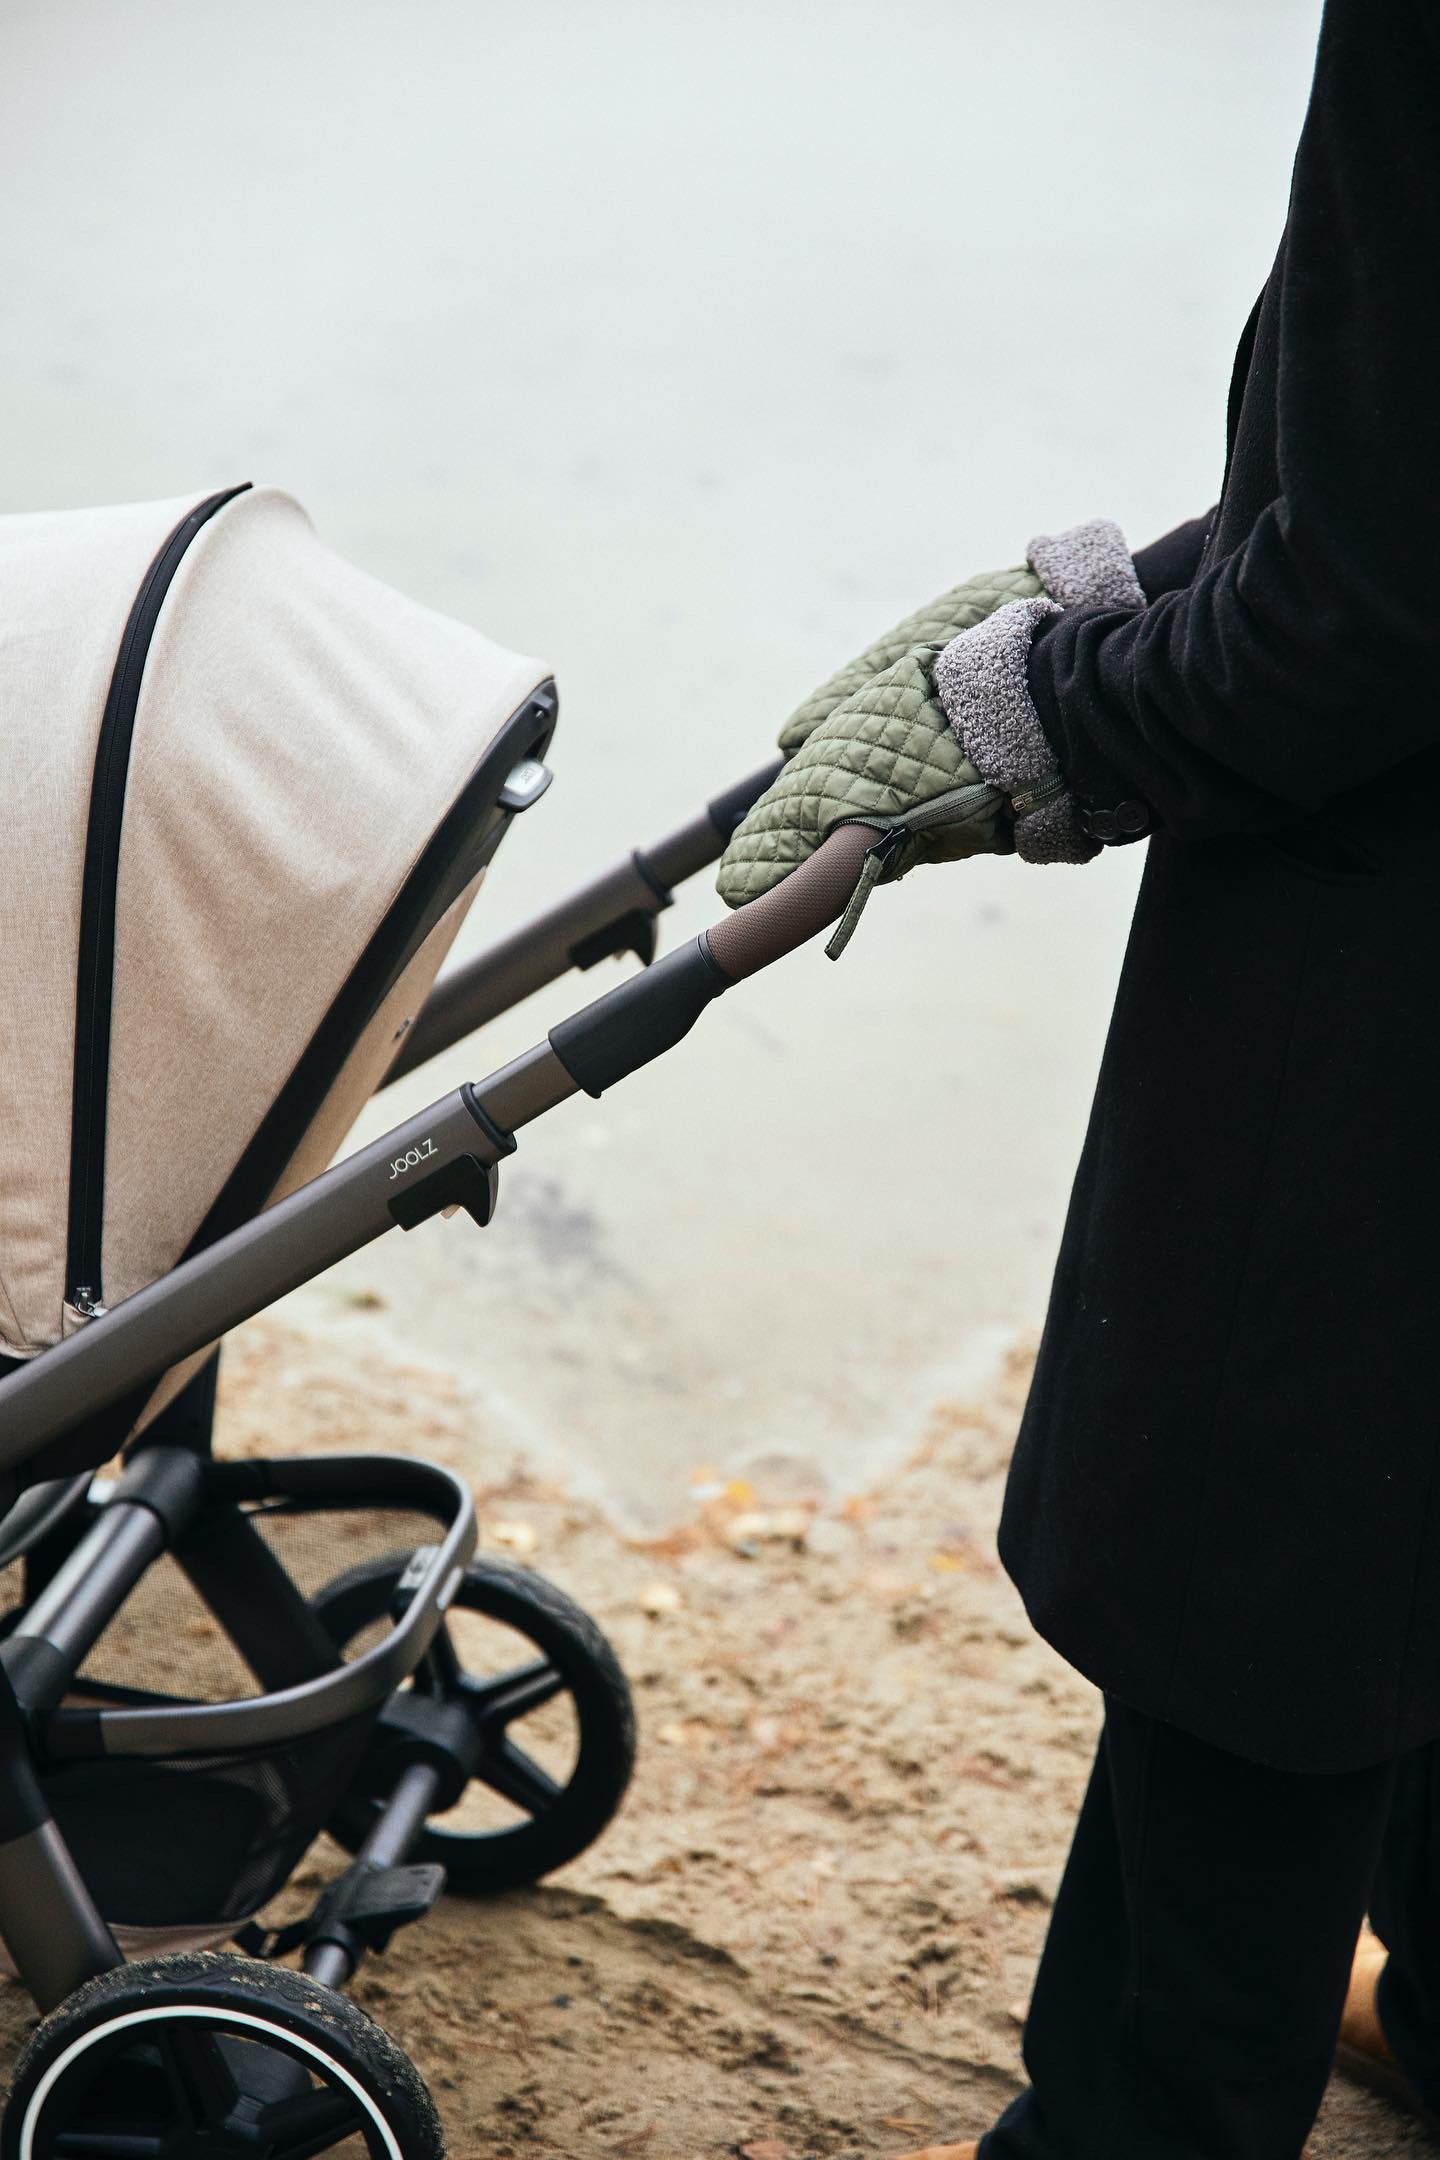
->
[1,484,549,1361]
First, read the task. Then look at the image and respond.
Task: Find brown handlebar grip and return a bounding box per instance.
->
[703,823,881,983]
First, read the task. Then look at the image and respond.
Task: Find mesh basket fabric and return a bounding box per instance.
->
[46,1501,443,1929]
[42,1718,376,1929]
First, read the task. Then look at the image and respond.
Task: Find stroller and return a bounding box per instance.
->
[0,483,875,2155]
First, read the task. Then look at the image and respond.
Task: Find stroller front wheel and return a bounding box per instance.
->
[0,1950,444,2158]
[313,1552,636,1895]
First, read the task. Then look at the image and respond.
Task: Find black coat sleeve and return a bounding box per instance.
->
[1132,512,1215,602]
[1027,0,1440,842]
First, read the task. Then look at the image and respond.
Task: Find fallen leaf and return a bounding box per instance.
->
[727,1509,808,1552]
[739,2143,789,2160]
[487,1520,537,1556]
[769,1506,811,1543]
[656,1720,715,1752]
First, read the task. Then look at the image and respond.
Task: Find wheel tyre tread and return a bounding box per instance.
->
[2,1950,445,2158]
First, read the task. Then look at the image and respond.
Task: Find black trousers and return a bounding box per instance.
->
[979,1698,1440,2159]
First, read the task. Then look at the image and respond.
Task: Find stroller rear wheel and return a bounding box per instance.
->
[0,1950,444,2158]
[313,1552,635,1894]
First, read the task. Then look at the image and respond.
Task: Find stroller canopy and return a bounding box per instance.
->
[3,483,550,1366]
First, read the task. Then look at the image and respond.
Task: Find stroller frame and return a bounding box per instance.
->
[0,649,868,2147]
[0,604,880,2142]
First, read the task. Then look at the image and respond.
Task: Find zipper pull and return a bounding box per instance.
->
[71,1287,108,1320]
[1009,772,1068,820]
[825,827,906,961]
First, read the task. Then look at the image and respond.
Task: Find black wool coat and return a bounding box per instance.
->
[1003,0,1440,1773]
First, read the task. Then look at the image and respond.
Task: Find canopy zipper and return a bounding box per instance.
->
[65,484,251,1317]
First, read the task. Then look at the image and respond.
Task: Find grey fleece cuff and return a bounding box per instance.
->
[932,518,1145,865]
[1026,516,1145,611]
[933,598,1096,863]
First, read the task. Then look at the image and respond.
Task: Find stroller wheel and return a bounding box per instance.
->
[0,1950,444,2158]
[313,1552,636,1894]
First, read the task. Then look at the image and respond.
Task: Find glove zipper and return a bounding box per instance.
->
[825,829,906,959]
[1009,772,1068,818]
[824,779,1007,960]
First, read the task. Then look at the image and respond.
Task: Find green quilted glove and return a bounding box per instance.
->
[719,522,1148,949]
[776,561,1043,756]
[718,650,1017,956]
[718,562,1046,954]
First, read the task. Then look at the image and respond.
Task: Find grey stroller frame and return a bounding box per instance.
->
[0,559,874,2155]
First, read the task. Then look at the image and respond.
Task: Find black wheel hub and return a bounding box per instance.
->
[312,1550,635,1896]
[37,2023,376,2157]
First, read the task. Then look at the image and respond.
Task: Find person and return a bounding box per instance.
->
[717,3,1440,2154]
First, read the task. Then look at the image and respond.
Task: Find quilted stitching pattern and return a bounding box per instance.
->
[777,562,1043,755]
[718,650,1000,904]
[719,562,1043,906]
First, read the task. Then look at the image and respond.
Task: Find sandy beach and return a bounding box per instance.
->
[0,1321,1418,2158]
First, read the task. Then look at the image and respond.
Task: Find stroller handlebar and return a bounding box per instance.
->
[385,756,786,1086]
[704,822,879,982]
[541,823,881,1101]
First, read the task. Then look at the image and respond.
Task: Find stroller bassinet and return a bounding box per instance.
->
[0,482,868,2156]
[2,480,552,1394]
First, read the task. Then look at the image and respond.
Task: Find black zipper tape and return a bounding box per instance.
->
[65,484,252,1314]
